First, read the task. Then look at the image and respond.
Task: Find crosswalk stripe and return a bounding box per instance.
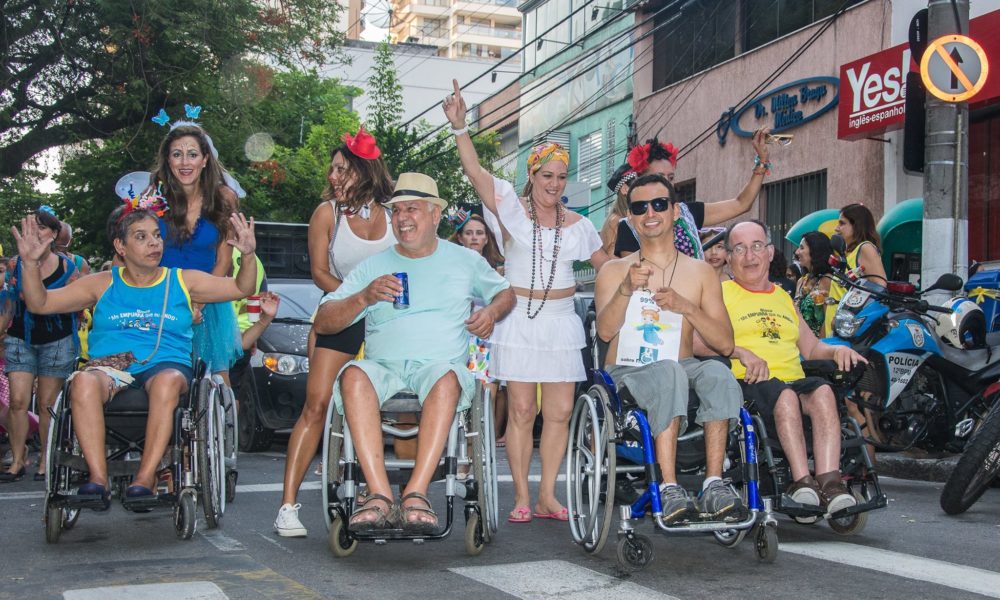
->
[781,542,1000,598]
[450,559,680,600]
[63,581,228,599]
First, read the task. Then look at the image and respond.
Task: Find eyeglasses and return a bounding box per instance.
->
[728,241,770,256]
[765,133,793,147]
[629,197,675,216]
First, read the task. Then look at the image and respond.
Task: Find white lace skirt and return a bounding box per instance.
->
[490,295,586,383]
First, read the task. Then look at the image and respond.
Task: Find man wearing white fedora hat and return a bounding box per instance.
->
[315,172,514,533]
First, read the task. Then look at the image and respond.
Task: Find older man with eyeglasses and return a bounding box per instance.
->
[695,220,866,517]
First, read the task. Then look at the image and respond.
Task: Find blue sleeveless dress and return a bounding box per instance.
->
[159,217,242,371]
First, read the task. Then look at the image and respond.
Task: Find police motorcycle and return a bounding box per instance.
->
[823,239,1000,462]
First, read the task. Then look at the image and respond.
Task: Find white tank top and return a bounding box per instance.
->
[327,201,396,279]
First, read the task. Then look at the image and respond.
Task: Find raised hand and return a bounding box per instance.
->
[752,127,770,162]
[361,274,403,306]
[226,212,256,255]
[11,216,55,264]
[442,78,467,129]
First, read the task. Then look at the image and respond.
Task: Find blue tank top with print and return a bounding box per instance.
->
[159,217,219,273]
[89,267,194,374]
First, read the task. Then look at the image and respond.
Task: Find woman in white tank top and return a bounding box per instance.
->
[274,128,396,537]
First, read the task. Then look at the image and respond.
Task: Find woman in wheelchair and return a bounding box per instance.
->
[10,202,257,508]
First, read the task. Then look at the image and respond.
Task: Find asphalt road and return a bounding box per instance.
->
[1,443,999,600]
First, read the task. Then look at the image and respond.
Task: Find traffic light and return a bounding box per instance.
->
[903,71,926,173]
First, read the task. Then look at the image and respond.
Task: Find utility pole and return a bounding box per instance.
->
[921,0,969,296]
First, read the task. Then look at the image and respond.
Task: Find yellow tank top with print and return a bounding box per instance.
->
[722,280,804,382]
[825,241,875,334]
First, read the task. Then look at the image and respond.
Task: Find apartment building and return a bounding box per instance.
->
[389,0,522,62]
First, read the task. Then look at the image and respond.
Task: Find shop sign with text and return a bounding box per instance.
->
[838,44,913,140]
[717,77,839,145]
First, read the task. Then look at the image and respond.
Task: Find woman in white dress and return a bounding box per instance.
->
[444,81,610,522]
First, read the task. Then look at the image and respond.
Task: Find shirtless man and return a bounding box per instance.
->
[595,173,744,522]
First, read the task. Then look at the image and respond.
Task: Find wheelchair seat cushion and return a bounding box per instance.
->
[105,386,150,414]
[739,376,828,423]
[332,358,474,416]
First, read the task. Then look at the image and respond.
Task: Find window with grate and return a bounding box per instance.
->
[674,180,696,205]
[577,130,603,189]
[762,170,827,258]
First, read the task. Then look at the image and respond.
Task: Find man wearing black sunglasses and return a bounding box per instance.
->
[595,173,745,523]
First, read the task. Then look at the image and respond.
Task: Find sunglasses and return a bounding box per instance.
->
[629,197,675,216]
[765,133,793,146]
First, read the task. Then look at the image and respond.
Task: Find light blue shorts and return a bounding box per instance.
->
[332,358,474,416]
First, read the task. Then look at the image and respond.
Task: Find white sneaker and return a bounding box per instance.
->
[274,503,307,537]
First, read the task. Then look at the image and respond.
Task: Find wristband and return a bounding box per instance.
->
[449,125,469,136]
[618,284,632,297]
[753,154,772,176]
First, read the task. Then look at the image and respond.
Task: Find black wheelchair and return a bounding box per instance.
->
[42,360,237,542]
[321,382,498,557]
[754,360,887,534]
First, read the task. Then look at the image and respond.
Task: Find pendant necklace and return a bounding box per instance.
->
[638,250,679,292]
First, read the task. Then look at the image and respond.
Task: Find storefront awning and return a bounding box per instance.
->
[878,198,923,241]
[784,208,840,246]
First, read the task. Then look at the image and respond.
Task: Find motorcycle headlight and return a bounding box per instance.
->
[833,312,866,338]
[262,353,309,375]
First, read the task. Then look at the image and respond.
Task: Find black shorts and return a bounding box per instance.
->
[315,319,365,355]
[740,376,829,423]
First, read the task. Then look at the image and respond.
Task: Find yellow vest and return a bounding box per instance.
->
[722,280,804,382]
[825,241,874,334]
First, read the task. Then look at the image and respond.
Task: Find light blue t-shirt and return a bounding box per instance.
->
[322,241,509,364]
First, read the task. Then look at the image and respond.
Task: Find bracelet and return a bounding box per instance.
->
[449,125,469,136]
[618,284,632,297]
[753,154,772,176]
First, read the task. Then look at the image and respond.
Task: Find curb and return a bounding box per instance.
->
[876,452,960,483]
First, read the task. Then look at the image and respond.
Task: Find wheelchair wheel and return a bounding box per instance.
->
[45,504,63,544]
[754,524,778,563]
[567,386,615,554]
[44,390,76,544]
[214,377,239,473]
[328,514,358,558]
[616,534,654,571]
[226,470,238,504]
[827,489,868,535]
[196,379,226,529]
[322,398,345,532]
[715,420,750,548]
[464,511,486,556]
[175,489,197,540]
[471,384,499,542]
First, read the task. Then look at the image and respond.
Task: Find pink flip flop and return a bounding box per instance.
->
[508,506,533,523]
[532,508,570,521]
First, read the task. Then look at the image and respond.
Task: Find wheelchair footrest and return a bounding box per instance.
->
[49,493,107,511]
[122,493,176,512]
[775,494,827,519]
[829,493,888,519]
[350,526,446,542]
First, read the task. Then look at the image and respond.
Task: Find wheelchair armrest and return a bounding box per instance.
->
[693,355,732,369]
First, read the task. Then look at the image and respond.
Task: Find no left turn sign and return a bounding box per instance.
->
[920,34,989,102]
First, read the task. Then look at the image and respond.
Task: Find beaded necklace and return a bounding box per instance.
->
[525,196,565,319]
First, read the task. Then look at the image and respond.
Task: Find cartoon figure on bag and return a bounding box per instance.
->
[635,308,669,345]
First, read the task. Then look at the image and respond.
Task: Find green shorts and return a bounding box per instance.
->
[332,358,475,416]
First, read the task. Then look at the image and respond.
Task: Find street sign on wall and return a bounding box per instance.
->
[920,34,989,102]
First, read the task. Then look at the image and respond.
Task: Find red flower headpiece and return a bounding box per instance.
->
[342,126,381,160]
[627,140,679,174]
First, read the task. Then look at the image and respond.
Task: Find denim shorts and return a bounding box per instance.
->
[4,335,77,379]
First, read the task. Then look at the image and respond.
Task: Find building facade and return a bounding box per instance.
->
[631,0,999,271]
[510,0,637,228]
[389,0,522,63]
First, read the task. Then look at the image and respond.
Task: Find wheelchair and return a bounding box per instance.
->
[320,381,498,557]
[754,360,887,534]
[42,360,237,543]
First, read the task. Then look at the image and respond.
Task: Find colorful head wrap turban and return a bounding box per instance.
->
[526,142,570,174]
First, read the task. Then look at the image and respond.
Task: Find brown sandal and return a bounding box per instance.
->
[349,493,393,532]
[398,491,438,534]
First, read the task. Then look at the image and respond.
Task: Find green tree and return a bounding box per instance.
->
[366,39,404,133]
[54,69,361,262]
[1,0,347,178]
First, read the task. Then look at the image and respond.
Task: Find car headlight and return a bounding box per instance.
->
[833,312,866,338]
[262,353,309,375]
